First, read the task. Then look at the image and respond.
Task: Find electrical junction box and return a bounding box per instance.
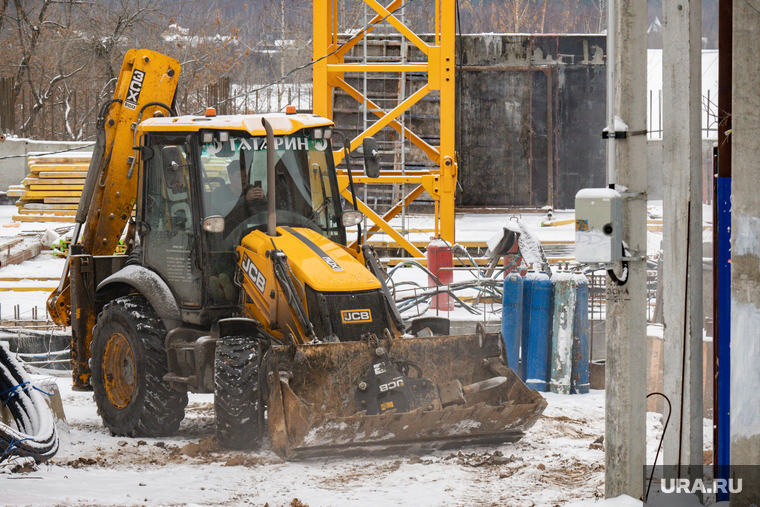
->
[575,188,623,263]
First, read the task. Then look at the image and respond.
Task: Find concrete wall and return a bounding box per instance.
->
[0,138,91,193]
[457,34,607,210]
[333,34,608,211]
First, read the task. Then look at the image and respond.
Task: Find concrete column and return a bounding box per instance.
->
[731,0,760,503]
[661,0,703,475]
[604,0,648,498]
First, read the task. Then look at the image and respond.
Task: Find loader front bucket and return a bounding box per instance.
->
[263,330,547,459]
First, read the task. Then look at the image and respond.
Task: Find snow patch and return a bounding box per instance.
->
[445,419,481,435]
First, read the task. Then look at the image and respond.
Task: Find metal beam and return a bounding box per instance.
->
[332,77,440,163]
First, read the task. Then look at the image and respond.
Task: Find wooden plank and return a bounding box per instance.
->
[21,203,79,210]
[17,209,76,216]
[0,241,42,267]
[0,238,24,250]
[0,287,56,291]
[37,172,89,179]
[540,219,575,227]
[23,178,86,185]
[12,215,76,223]
[28,156,91,165]
[29,164,89,173]
[0,277,59,281]
[15,191,81,198]
[44,197,80,203]
[29,184,85,191]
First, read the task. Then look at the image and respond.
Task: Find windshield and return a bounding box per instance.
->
[200,133,343,244]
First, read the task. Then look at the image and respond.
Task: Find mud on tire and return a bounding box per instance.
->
[214,335,264,450]
[91,295,187,437]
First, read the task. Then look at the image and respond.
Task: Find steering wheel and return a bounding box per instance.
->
[225,209,325,242]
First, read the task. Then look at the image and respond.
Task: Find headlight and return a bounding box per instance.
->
[341,210,364,227]
[202,216,225,233]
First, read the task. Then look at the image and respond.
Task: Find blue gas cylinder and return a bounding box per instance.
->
[550,272,577,394]
[522,272,553,390]
[521,273,535,379]
[571,273,590,394]
[501,272,523,373]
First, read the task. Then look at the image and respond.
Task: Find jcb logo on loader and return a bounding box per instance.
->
[241,253,267,294]
[379,377,404,392]
[124,69,146,110]
[341,309,372,324]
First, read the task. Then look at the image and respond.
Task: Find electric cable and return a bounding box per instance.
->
[0,345,59,464]
[607,260,629,286]
[645,392,672,503]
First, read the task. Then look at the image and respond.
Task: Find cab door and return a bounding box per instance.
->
[140,135,203,309]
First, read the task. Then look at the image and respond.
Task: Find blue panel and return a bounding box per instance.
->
[550,274,577,394]
[501,273,524,373]
[716,177,731,500]
[524,273,552,390]
[572,274,590,394]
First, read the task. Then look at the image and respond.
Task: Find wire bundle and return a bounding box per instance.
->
[0,345,59,464]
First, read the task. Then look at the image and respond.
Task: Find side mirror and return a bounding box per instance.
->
[341,210,364,227]
[362,137,380,178]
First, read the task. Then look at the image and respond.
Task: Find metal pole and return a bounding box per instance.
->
[605,0,616,187]
[713,0,732,497]
[263,118,277,236]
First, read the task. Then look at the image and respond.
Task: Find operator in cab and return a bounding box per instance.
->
[212,160,266,216]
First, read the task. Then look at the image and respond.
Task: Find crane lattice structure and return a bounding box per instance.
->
[312,0,457,257]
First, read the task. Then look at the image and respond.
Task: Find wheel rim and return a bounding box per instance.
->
[102,332,136,409]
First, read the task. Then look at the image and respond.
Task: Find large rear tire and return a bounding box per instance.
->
[214,335,264,449]
[91,295,187,437]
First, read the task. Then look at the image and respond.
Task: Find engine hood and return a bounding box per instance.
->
[239,226,381,293]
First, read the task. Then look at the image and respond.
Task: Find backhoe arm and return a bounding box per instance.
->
[47,49,180,387]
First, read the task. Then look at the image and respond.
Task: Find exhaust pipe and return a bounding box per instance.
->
[262,118,276,236]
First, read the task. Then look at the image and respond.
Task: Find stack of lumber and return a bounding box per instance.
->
[7,152,92,223]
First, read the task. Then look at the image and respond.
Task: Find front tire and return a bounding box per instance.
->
[214,335,264,449]
[91,295,187,437]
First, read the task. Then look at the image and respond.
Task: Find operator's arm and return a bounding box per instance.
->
[244,186,266,202]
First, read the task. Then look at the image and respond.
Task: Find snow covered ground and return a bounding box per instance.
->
[0,204,714,506]
[3,384,609,507]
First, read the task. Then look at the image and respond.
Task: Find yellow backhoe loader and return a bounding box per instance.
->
[47,49,546,458]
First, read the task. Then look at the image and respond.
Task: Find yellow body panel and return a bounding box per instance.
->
[138,113,334,136]
[237,227,380,344]
[241,227,379,293]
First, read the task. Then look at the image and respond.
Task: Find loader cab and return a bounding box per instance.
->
[197,128,346,246]
[136,126,346,324]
